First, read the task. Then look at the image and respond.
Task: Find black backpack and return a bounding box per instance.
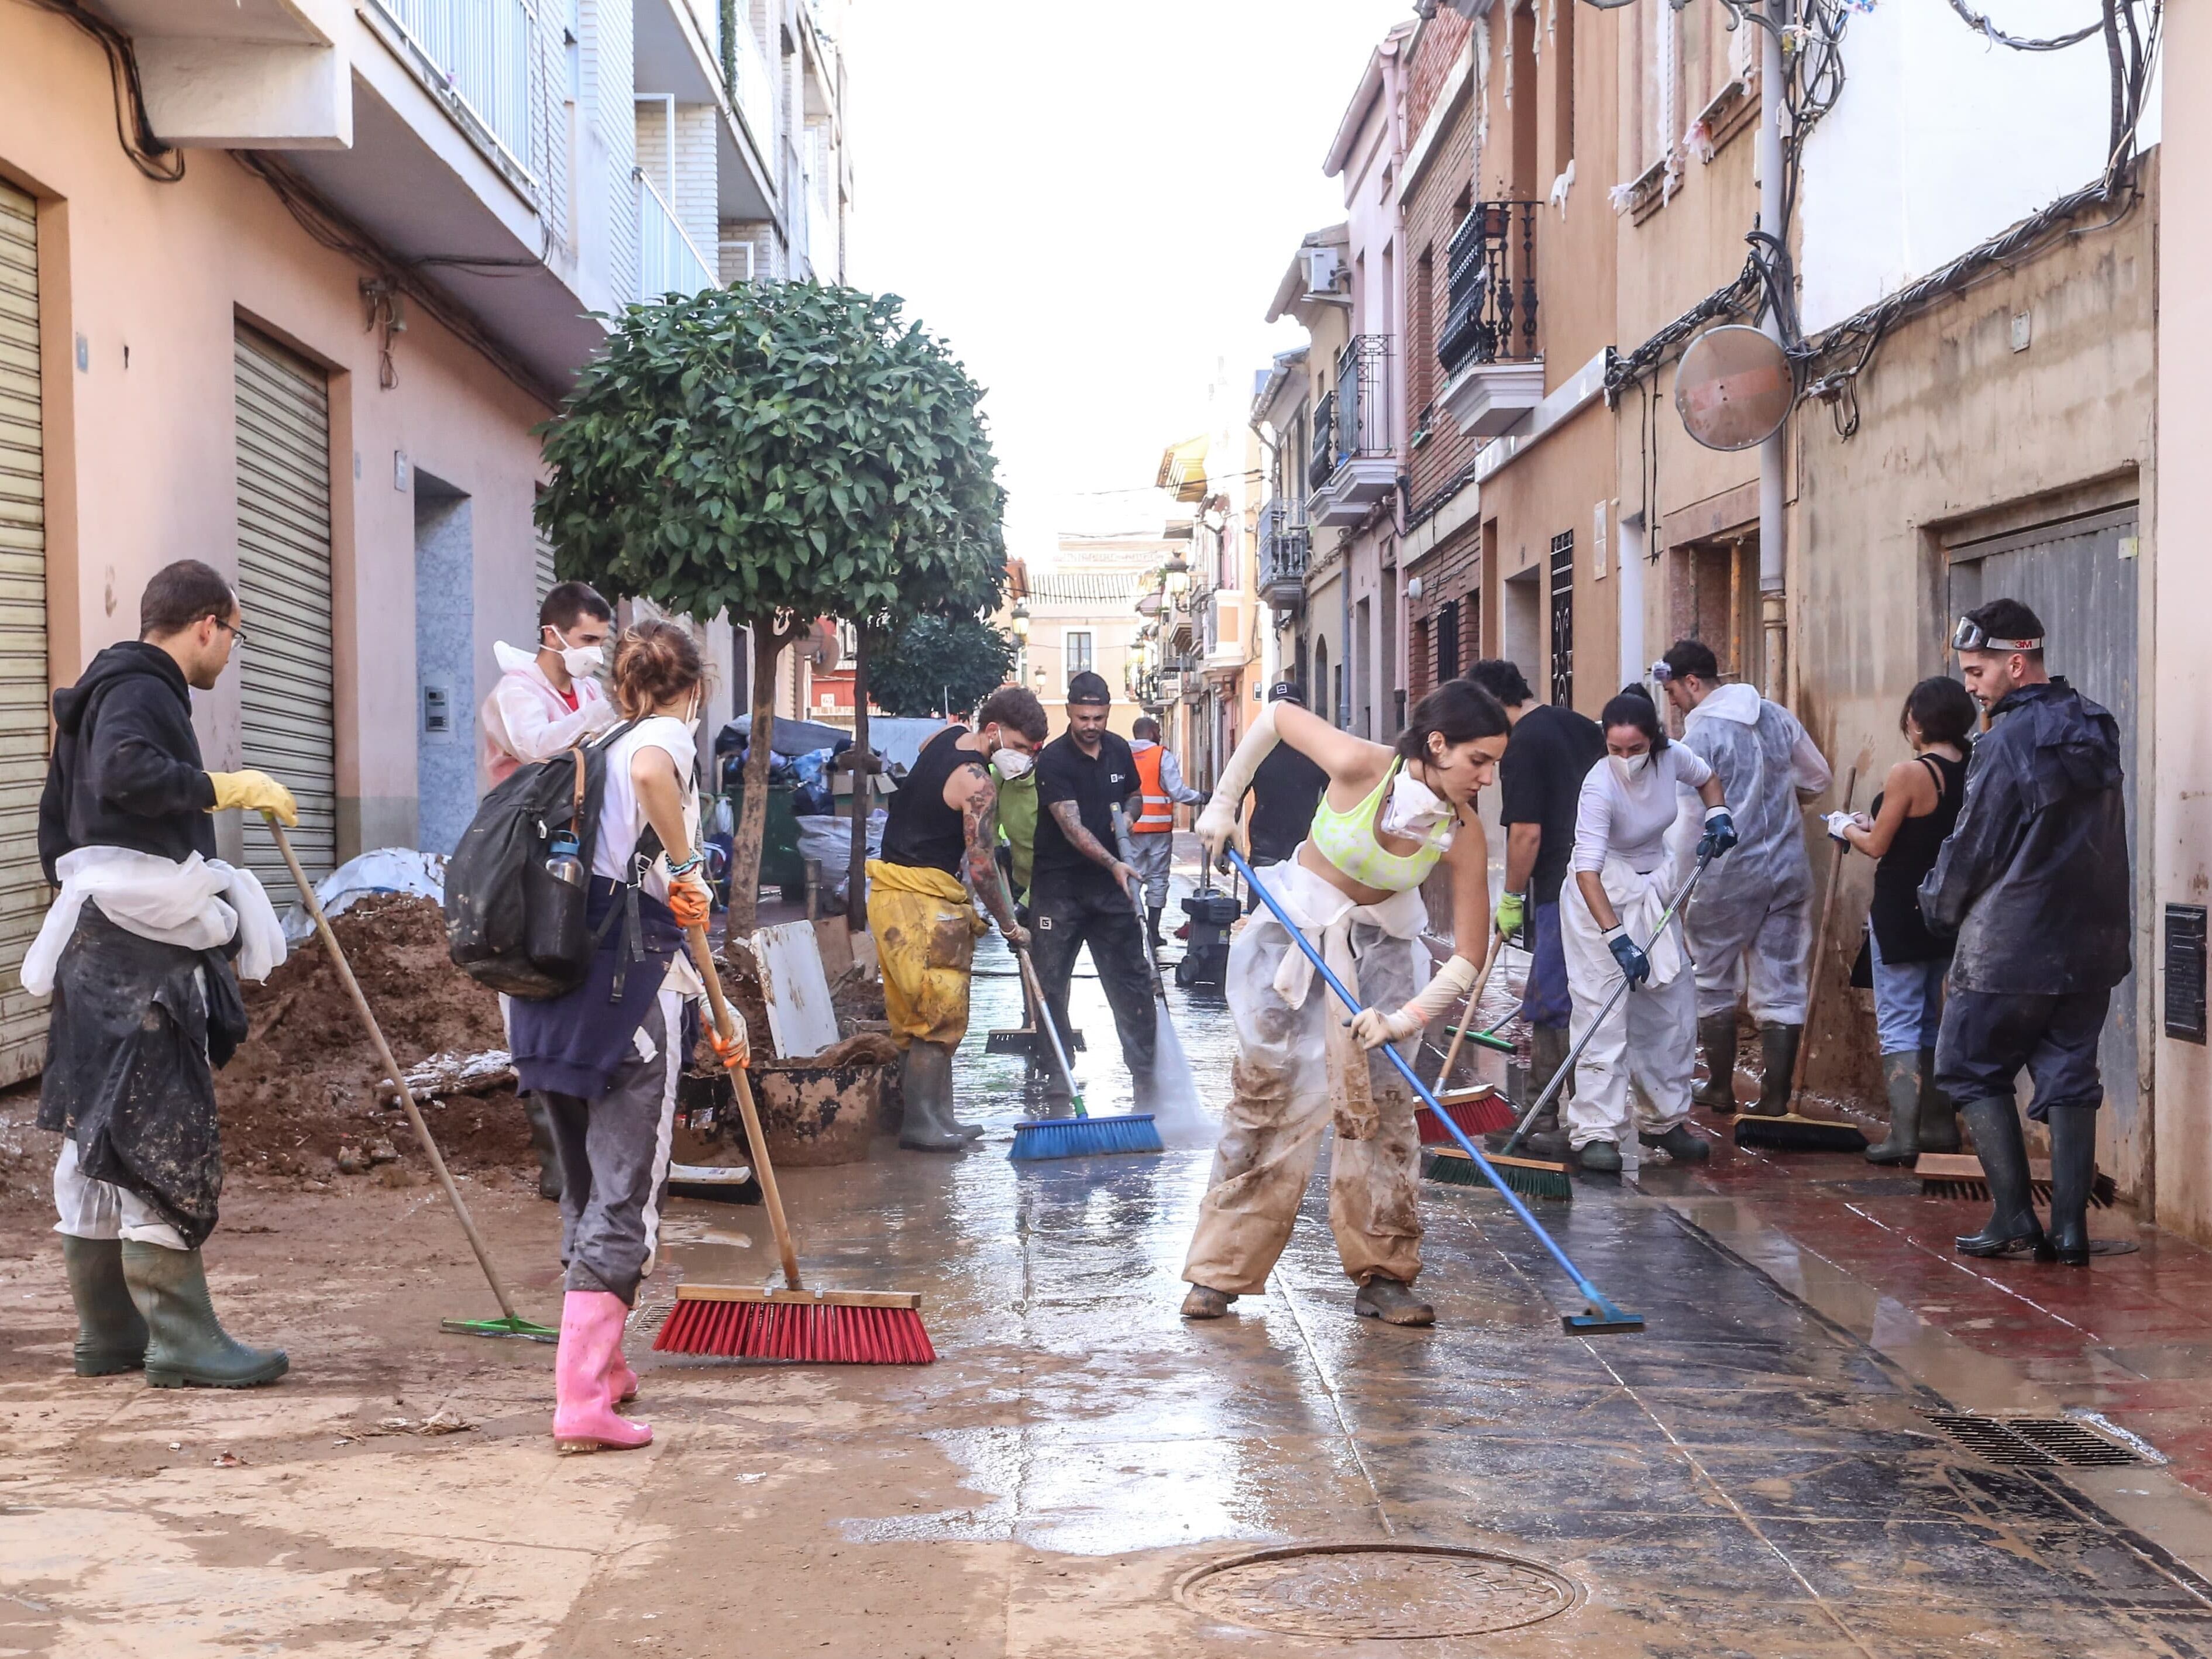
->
[446,721,637,998]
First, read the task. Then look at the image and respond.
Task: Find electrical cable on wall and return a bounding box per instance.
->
[20,0,184,183]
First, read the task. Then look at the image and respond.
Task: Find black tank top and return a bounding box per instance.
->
[879,726,976,879]
[1869,752,1967,963]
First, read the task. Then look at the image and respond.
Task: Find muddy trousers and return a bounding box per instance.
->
[1028,871,1158,1086]
[540,989,684,1305]
[52,1137,187,1250]
[1182,914,1423,1295]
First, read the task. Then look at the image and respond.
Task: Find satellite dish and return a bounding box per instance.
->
[1676,325,1795,452]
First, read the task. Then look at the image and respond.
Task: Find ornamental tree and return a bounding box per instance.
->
[537,281,1007,931]
[868,612,1018,718]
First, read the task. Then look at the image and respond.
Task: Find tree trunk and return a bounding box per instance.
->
[848,626,872,930]
[728,620,785,936]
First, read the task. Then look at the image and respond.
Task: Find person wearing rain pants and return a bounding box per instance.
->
[867,686,1043,1150]
[1657,639,1833,1117]
[1181,681,1511,1328]
[1563,690,1737,1172]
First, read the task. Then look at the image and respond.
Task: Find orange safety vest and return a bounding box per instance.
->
[1132,745,1174,834]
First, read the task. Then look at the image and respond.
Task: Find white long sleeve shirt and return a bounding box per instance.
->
[478,641,616,788]
[1572,745,1714,876]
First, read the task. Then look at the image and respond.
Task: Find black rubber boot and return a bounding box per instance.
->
[1953,1099,2055,1260]
[1865,1051,1923,1165]
[61,1235,147,1376]
[1354,1276,1435,1326]
[1576,1140,1623,1174]
[1918,1047,1961,1153]
[1146,904,1164,952]
[2046,1103,2098,1267]
[897,1041,976,1151]
[121,1242,288,1388]
[1638,1121,1711,1164]
[523,1095,564,1202]
[1693,1013,1740,1113]
[1745,1022,1801,1118]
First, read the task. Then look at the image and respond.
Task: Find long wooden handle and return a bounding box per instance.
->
[685,924,804,1293]
[262,812,521,1323]
[1790,763,1860,1106]
[1428,926,1506,1093]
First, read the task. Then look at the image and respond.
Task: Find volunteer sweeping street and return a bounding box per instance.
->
[1466,659,1605,1154]
[868,686,1045,1150]
[1658,640,1833,1117]
[1027,672,1158,1113]
[1180,680,1510,1328]
[30,559,291,1388]
[1562,689,1736,1172]
[1126,715,1205,951]
[1922,599,2131,1268]
[508,622,717,1453]
[479,579,619,1202]
[1831,676,1976,1164]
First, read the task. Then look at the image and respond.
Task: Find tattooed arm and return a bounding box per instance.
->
[945,759,1026,944]
[1047,798,1136,890]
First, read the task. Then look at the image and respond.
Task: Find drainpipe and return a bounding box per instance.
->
[1757,0,1788,703]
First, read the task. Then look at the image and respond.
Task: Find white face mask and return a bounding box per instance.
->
[1608,752,1652,787]
[990,741,1033,781]
[546,626,604,680]
[1378,766,1453,841]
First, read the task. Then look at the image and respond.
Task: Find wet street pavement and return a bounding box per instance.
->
[9,858,2212,1655]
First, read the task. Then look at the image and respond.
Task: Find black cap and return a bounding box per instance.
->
[1267,681,1304,704]
[1067,670,1112,706]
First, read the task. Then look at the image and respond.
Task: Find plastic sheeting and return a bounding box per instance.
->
[278,848,449,944]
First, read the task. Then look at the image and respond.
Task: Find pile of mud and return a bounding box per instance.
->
[221,895,529,1184]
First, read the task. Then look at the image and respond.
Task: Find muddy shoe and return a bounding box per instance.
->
[1693,1013,1740,1114]
[61,1235,146,1376]
[1180,1285,1237,1319]
[1487,1121,1570,1160]
[121,1243,288,1389]
[1353,1277,1434,1327]
[524,1096,564,1202]
[897,1041,972,1153]
[1638,1122,1711,1164]
[1575,1140,1623,1174]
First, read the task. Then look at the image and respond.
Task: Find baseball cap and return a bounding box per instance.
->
[1066,670,1112,706]
[1267,681,1304,705]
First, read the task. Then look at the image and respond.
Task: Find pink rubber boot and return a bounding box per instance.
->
[609,1348,640,1405]
[551,1290,652,1454]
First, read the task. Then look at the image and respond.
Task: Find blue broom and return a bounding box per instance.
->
[1004,873,1162,1161]
[1227,847,1645,1335]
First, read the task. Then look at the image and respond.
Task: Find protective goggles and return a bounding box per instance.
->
[1648,660,1674,684]
[1949,616,2042,653]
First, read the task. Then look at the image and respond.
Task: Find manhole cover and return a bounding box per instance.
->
[1176,1542,1581,1639]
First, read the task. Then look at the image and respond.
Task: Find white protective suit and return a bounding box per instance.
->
[1677,683,1831,1024]
[1563,748,1708,1149]
[477,642,616,790]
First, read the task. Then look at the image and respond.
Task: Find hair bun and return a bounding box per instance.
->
[612,619,708,717]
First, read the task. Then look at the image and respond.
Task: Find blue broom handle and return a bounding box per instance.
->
[1227,848,1619,1314]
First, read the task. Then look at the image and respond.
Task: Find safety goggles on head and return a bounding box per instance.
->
[1647,660,1674,684]
[1949,616,2042,653]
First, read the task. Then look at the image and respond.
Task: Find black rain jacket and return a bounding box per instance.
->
[1917,678,2131,996]
[37,641,218,885]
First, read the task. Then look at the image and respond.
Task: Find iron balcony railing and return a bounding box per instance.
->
[1316,335,1394,476]
[637,170,718,300]
[1259,500,1310,595]
[1439,200,1540,376]
[371,0,540,187]
[1308,390,1336,489]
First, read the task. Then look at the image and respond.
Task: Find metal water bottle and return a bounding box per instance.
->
[527,828,590,978]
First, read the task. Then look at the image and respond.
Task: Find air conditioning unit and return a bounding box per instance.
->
[1299,245,1341,298]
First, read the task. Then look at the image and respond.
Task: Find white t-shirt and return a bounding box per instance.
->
[593,716,701,900]
[1572,744,1713,876]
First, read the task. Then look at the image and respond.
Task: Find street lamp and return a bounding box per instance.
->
[1010,597,1030,689]
[1009,599,1030,641]
[1163,554,1191,600]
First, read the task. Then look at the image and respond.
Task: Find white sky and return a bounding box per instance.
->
[842,1,1413,564]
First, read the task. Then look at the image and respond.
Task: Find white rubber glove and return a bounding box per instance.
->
[582,696,620,734]
[1349,954,1480,1050]
[1196,701,1283,860]
[1351,1005,1425,1049]
[1823,810,1854,844]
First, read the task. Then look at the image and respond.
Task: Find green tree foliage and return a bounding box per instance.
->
[868,613,1018,718]
[536,281,1007,927]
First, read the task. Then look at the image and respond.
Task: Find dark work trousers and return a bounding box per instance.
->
[1028,866,1158,1094]
[1934,986,2111,1121]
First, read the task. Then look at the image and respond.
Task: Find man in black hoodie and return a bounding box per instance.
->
[1920,597,2131,1268]
[37,559,298,1388]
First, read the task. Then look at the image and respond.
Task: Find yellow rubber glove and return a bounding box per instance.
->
[206,770,298,827]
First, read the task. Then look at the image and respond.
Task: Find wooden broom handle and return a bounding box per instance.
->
[1790,763,1859,1106]
[686,925,805,1293]
[261,812,523,1324]
[1429,925,1506,1093]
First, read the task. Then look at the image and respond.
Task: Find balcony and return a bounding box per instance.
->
[1305,336,1395,526]
[637,170,718,301]
[1439,200,1545,436]
[370,0,539,191]
[1258,501,1310,614]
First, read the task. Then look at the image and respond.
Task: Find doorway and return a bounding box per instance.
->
[414,472,474,856]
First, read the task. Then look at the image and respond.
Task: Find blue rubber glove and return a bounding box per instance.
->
[1605,926,1651,989]
[1697,806,1739,862]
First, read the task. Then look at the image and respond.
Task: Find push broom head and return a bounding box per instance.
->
[1732,1113,1870,1154]
[1008,1113,1163,1161]
[652,1286,936,1364]
[1423,1145,1573,1202]
[1416,1086,1518,1144]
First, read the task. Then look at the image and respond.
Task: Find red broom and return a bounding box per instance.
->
[652,926,935,1365]
[1414,927,1518,1141]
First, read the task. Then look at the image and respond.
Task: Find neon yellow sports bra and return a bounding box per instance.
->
[1306,758,1453,892]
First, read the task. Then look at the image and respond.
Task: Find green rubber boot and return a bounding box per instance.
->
[121,1242,289,1389]
[61,1235,147,1376]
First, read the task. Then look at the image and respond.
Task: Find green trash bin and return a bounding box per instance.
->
[720,778,808,905]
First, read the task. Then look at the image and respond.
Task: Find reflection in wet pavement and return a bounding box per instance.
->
[653,864,2212,1654]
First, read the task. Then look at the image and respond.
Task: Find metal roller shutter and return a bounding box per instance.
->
[233,326,336,887]
[534,524,556,604]
[0,181,47,1085]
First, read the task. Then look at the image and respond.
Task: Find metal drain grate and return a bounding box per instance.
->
[1922,1412,2146,1467]
[1176,1543,1581,1639]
